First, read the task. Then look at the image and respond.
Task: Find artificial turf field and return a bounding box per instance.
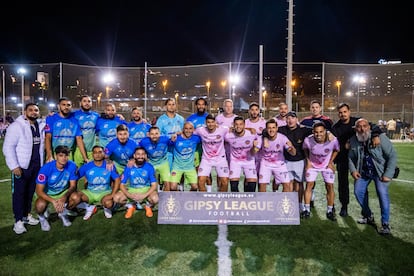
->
[1,141,413,275]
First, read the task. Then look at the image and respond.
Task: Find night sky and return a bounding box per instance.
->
[1,0,411,67]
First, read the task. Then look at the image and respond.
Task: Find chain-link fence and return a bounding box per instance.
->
[1,62,413,126]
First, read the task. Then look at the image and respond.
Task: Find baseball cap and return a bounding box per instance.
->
[286,111,297,118]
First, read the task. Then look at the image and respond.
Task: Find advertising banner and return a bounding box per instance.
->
[158,192,300,225]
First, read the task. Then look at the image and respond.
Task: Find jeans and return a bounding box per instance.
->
[354,176,390,224]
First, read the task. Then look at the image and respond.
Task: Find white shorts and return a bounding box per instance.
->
[286,160,305,182]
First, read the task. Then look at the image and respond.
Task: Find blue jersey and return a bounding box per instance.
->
[171,134,201,170]
[127,121,151,144]
[78,160,119,192]
[36,160,78,195]
[156,113,185,138]
[138,136,171,166]
[73,109,100,151]
[45,113,82,151]
[121,162,157,189]
[186,112,208,129]
[104,138,137,167]
[95,116,126,148]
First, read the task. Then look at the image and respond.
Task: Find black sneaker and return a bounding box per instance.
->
[326,211,337,221]
[378,223,391,235]
[339,206,348,217]
[302,210,311,219]
[357,216,375,225]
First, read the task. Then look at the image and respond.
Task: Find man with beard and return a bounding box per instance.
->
[194,114,230,192]
[96,103,126,148]
[225,116,260,192]
[186,97,209,129]
[71,145,121,220]
[331,103,381,217]
[348,118,397,235]
[303,122,340,221]
[258,119,296,193]
[73,95,100,167]
[275,102,289,127]
[104,124,137,175]
[3,103,45,234]
[278,111,312,215]
[45,97,88,163]
[117,147,159,219]
[127,107,151,145]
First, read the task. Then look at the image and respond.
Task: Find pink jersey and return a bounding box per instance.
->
[260,133,290,166]
[224,130,258,161]
[194,125,228,160]
[275,115,287,127]
[245,118,266,135]
[303,135,339,169]
[216,113,237,128]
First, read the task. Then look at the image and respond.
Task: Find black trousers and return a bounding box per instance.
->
[336,161,349,207]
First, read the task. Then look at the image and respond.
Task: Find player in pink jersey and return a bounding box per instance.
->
[302,122,340,221]
[274,102,288,127]
[194,114,230,192]
[225,116,260,192]
[258,119,296,192]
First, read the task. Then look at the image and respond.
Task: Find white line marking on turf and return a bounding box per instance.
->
[215,224,232,276]
[393,179,414,184]
[0,179,10,183]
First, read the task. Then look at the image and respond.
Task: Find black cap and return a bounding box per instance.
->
[286,111,297,118]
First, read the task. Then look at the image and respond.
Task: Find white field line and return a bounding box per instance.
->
[393,178,414,184]
[215,224,232,276]
[0,179,10,183]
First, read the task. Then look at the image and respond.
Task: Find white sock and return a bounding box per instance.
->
[327,206,333,213]
[305,204,311,212]
[207,185,212,193]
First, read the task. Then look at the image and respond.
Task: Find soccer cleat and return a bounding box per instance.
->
[58,213,72,227]
[357,216,375,225]
[23,214,39,225]
[145,205,153,218]
[103,207,112,219]
[40,218,51,232]
[83,205,97,220]
[65,209,79,217]
[378,223,391,235]
[326,211,337,221]
[302,210,311,219]
[13,220,27,234]
[125,205,136,219]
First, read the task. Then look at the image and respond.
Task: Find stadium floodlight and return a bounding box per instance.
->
[17,67,26,114]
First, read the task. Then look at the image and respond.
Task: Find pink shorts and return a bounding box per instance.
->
[305,168,335,183]
[198,155,229,177]
[229,159,257,180]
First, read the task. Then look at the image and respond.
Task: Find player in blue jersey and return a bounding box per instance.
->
[95,103,126,148]
[186,97,208,129]
[127,107,151,144]
[169,122,201,191]
[71,145,121,220]
[73,95,100,167]
[138,126,172,192]
[44,97,88,163]
[117,147,159,219]
[156,98,185,138]
[35,145,78,231]
[104,124,137,175]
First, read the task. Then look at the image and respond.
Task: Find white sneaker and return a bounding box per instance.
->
[58,213,72,227]
[83,205,97,220]
[23,214,39,225]
[39,218,51,231]
[13,220,27,234]
[103,207,112,219]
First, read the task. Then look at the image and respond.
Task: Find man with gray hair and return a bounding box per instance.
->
[348,118,397,235]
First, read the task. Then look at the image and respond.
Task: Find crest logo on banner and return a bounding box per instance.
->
[158,192,300,225]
